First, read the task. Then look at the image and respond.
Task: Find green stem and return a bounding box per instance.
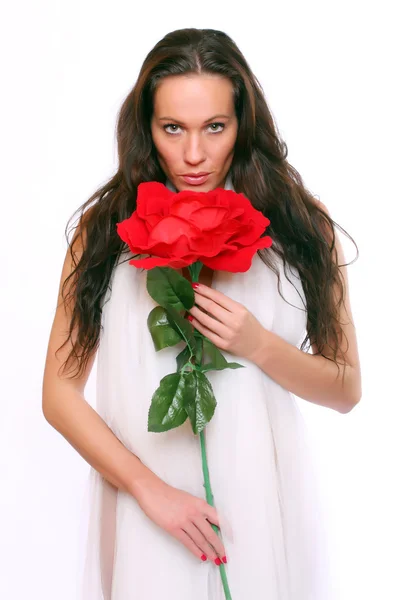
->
[188,260,233,599]
[199,429,232,599]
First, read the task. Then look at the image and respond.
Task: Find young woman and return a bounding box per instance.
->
[42,27,361,600]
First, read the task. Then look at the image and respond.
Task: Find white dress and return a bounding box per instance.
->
[79,174,337,599]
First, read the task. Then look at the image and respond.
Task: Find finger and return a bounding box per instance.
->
[193,284,238,312]
[189,306,230,338]
[188,316,226,349]
[182,522,219,561]
[202,503,220,528]
[173,529,208,562]
[194,517,226,559]
[193,293,233,323]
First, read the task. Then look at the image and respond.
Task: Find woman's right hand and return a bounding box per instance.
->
[133,475,227,564]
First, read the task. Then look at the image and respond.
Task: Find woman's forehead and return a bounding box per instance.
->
[152,75,235,121]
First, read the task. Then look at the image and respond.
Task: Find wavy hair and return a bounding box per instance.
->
[58,27,358,380]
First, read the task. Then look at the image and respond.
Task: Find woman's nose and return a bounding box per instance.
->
[183,134,206,164]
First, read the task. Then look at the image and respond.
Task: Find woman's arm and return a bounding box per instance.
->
[42,229,157,497]
[42,224,228,564]
[188,200,361,414]
[249,329,360,413]
[43,383,158,495]
[250,199,361,413]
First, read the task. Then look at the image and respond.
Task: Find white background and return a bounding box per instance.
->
[1,1,409,598]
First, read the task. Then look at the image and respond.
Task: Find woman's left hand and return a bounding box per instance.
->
[187,283,268,362]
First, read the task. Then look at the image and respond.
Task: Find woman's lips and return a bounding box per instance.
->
[181,174,210,185]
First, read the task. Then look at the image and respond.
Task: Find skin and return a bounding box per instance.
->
[151,73,238,193]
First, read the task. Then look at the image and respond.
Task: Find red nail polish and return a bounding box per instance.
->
[214,557,222,566]
[187,315,193,322]
[201,554,207,561]
[192,282,199,289]
[222,556,227,564]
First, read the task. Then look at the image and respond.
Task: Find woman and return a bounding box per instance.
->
[42,28,361,599]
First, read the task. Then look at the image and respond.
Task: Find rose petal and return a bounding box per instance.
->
[136,182,174,218]
[188,206,229,230]
[201,235,273,272]
[149,216,194,244]
[129,256,172,269]
[129,255,194,270]
[117,214,149,252]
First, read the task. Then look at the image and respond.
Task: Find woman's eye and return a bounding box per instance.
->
[163,123,225,135]
[163,124,180,134]
[208,122,225,133]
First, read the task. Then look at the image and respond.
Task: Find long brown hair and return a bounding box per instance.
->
[58,27,358,379]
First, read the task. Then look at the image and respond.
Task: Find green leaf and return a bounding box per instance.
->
[200,362,244,373]
[201,338,245,372]
[147,373,191,432]
[194,335,204,365]
[147,267,195,312]
[147,306,183,351]
[184,371,217,434]
[176,345,192,372]
[203,338,228,368]
[166,305,197,355]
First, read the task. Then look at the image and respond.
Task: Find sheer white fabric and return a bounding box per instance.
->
[78,174,338,599]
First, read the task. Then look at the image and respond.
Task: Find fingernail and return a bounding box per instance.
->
[192,283,199,289]
[222,556,228,564]
[201,554,207,561]
[187,315,193,322]
[214,557,222,566]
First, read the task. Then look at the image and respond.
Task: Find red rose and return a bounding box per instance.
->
[117,182,272,272]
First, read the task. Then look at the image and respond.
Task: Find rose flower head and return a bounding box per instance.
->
[117,181,273,273]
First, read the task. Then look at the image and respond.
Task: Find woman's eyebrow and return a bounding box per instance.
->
[158,114,231,124]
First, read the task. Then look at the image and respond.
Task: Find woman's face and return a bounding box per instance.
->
[151,74,238,192]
